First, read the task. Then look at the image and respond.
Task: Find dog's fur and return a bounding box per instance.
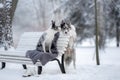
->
[42,20,60,53]
[60,20,77,68]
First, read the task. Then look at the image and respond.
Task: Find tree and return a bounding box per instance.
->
[94,0,100,65]
[109,0,120,47]
[97,0,106,49]
[0,0,18,69]
[0,0,18,49]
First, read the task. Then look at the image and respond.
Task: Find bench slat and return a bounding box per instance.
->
[0,58,42,66]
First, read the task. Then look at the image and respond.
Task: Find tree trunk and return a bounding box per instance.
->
[97,0,106,49]
[116,21,119,47]
[0,0,18,69]
[10,0,18,23]
[94,0,100,65]
[0,0,18,49]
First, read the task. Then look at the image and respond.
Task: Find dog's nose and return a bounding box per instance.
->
[65,32,67,34]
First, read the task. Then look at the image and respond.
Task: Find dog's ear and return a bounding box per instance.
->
[65,19,71,29]
[51,20,56,28]
[60,20,65,28]
[51,20,55,25]
[67,22,71,29]
[67,19,71,25]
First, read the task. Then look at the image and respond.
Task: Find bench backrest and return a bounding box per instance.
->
[16,32,69,55]
[16,32,43,51]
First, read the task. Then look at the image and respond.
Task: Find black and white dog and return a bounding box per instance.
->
[40,20,60,53]
[60,20,77,68]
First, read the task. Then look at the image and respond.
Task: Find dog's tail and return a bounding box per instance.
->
[64,48,76,68]
[64,54,72,66]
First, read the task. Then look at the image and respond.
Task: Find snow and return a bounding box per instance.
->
[0,47,15,51]
[0,46,120,80]
[0,3,3,8]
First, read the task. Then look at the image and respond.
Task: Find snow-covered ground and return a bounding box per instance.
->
[0,46,120,80]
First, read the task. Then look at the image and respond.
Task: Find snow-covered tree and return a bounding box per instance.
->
[0,0,18,69]
[109,0,120,47]
[0,0,15,50]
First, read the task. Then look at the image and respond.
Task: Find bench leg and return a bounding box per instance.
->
[23,64,27,69]
[54,55,66,73]
[61,54,66,73]
[38,66,42,75]
[1,62,6,69]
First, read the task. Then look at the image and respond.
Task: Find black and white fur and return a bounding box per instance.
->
[60,20,77,68]
[42,20,60,53]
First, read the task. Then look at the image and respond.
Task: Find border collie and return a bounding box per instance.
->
[40,20,60,53]
[60,20,77,68]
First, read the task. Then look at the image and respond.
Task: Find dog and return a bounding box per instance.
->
[60,20,77,68]
[39,20,60,53]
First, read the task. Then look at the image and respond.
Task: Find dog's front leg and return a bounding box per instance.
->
[73,54,76,69]
[72,48,76,69]
[49,43,52,53]
[42,42,46,53]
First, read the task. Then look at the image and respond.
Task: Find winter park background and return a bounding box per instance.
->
[0,0,120,80]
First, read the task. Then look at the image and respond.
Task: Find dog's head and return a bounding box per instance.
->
[51,20,60,31]
[60,20,71,34]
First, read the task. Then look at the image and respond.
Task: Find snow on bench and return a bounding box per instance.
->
[0,32,69,73]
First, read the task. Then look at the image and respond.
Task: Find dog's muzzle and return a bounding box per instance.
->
[65,32,68,34]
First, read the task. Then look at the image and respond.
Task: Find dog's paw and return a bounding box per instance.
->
[48,49,52,53]
[34,74,41,77]
[44,50,46,53]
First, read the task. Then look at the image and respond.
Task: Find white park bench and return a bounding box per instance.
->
[0,32,70,74]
